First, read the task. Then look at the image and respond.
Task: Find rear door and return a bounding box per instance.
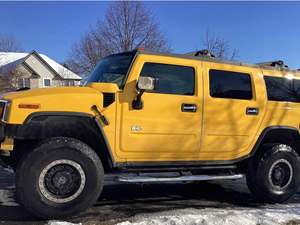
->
[201,62,266,160]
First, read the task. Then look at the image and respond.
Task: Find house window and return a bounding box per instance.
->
[44,79,51,87]
[65,80,75,86]
[18,78,30,88]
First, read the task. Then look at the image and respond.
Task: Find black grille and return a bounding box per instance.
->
[0,101,6,119]
[103,93,115,107]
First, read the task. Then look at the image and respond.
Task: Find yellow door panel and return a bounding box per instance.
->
[120,94,201,153]
[201,62,266,158]
[115,54,203,161]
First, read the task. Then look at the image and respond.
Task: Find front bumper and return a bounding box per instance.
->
[0,122,14,167]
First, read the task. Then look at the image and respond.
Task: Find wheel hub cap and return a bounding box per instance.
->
[39,159,86,203]
[268,159,293,191]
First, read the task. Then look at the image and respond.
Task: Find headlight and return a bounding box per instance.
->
[0,100,10,122]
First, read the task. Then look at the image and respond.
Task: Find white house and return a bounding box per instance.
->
[0,51,82,89]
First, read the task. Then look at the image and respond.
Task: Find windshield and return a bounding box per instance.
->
[86,52,135,87]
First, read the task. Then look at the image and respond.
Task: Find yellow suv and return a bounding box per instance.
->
[1,49,300,218]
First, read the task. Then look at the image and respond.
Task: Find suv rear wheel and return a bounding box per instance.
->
[246,143,300,203]
[16,137,104,219]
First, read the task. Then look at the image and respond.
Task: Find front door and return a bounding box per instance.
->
[116,55,203,162]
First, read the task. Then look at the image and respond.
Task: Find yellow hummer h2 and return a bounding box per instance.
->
[1,49,300,218]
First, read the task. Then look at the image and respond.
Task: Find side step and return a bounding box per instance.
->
[117,174,244,183]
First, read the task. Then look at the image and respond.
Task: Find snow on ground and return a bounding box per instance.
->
[1,169,300,225]
[47,221,82,225]
[0,189,18,206]
[117,207,300,225]
[0,165,17,206]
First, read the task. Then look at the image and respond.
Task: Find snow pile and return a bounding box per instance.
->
[0,189,18,206]
[47,221,82,225]
[117,207,300,225]
[0,165,17,206]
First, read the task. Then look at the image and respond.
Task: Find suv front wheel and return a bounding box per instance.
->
[246,143,300,203]
[16,137,104,219]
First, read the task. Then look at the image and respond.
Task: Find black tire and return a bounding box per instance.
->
[246,143,300,203]
[16,137,104,219]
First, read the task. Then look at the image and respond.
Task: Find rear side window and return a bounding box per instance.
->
[264,76,300,103]
[209,70,252,100]
[140,63,195,95]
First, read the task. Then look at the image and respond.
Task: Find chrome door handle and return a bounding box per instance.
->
[246,107,259,115]
[181,104,197,112]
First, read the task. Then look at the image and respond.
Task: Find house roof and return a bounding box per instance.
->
[0,51,81,80]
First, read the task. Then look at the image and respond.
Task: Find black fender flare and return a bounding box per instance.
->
[249,125,300,158]
[6,111,116,169]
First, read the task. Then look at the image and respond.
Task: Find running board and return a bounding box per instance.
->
[117,174,244,183]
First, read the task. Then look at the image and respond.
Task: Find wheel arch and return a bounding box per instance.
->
[236,126,300,170]
[8,112,115,172]
[251,126,300,154]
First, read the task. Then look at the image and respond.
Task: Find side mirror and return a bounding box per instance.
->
[132,76,157,110]
[137,76,156,91]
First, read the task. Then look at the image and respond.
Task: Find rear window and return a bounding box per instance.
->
[264,76,300,103]
[209,69,253,100]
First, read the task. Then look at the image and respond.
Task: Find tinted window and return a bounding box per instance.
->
[140,63,195,95]
[209,70,252,100]
[264,76,300,103]
[87,53,134,88]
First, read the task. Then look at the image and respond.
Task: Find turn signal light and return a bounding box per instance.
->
[18,104,40,109]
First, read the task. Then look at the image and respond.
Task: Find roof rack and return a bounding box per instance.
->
[256,60,288,68]
[185,49,216,58]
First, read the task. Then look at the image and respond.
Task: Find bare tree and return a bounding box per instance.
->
[0,67,20,92]
[0,34,22,52]
[67,1,170,76]
[0,35,22,92]
[65,33,109,76]
[202,30,238,60]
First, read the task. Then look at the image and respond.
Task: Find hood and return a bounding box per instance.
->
[2,86,105,124]
[3,86,99,101]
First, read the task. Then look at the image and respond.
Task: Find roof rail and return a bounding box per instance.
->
[256,60,288,68]
[185,49,215,58]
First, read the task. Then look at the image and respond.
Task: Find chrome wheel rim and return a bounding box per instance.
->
[268,159,293,191]
[38,159,86,203]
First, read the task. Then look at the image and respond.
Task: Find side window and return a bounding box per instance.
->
[264,76,300,103]
[140,63,195,95]
[209,69,252,100]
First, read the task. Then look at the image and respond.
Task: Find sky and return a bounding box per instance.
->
[0,1,300,68]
